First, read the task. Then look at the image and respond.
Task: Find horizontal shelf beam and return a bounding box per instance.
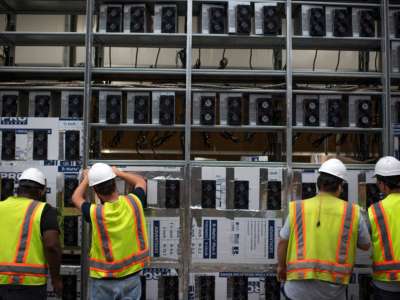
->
[293,89,384,95]
[191,125,286,132]
[293,71,383,84]
[92,67,186,81]
[192,34,286,49]
[292,36,381,51]
[189,161,286,167]
[89,123,185,131]
[0,67,84,81]
[192,69,286,83]
[144,208,181,217]
[93,33,187,48]
[0,0,86,14]
[0,32,85,46]
[87,159,186,166]
[293,126,383,133]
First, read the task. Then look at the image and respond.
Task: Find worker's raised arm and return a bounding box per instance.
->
[72,169,89,209]
[112,167,147,193]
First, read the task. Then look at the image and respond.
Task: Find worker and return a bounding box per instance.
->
[0,168,62,300]
[72,163,149,300]
[368,156,400,299]
[277,158,371,300]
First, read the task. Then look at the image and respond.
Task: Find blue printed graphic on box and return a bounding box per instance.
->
[58,165,82,173]
[1,117,28,125]
[210,220,217,259]
[153,221,160,257]
[268,220,275,259]
[203,220,210,259]
[15,129,28,134]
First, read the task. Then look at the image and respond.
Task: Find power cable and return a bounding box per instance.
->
[153,48,161,68]
[312,50,318,71]
[194,48,201,69]
[109,46,112,68]
[219,49,228,69]
[135,47,139,68]
[335,50,341,72]
[249,49,253,70]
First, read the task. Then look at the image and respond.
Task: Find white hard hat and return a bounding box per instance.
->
[374,156,400,177]
[318,158,347,181]
[19,168,46,186]
[88,163,116,187]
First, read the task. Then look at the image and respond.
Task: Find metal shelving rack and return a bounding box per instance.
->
[0,0,394,298]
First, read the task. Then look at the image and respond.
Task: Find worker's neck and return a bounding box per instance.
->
[100,192,119,203]
[318,190,337,197]
[17,193,39,201]
[388,188,400,194]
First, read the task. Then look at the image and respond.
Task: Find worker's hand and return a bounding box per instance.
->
[112,166,122,177]
[51,276,63,298]
[82,169,89,179]
[277,265,287,282]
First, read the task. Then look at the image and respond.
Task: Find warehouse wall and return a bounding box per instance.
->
[7,15,378,71]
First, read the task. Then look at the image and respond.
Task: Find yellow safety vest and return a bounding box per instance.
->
[368,193,400,282]
[0,196,47,285]
[287,195,359,284]
[89,194,150,279]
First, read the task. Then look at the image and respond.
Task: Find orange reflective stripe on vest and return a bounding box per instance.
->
[90,249,149,273]
[371,202,395,261]
[89,194,149,274]
[93,205,114,262]
[0,201,47,283]
[294,201,306,260]
[287,259,353,274]
[126,194,147,251]
[336,202,356,264]
[0,264,47,275]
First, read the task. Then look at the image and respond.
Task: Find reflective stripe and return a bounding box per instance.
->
[15,201,40,263]
[89,250,150,272]
[372,203,394,261]
[126,194,146,250]
[295,201,305,260]
[337,203,355,263]
[0,264,47,275]
[373,263,400,272]
[95,205,114,262]
[287,261,352,274]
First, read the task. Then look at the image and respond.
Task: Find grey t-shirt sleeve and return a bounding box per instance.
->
[280,216,290,240]
[357,213,371,247]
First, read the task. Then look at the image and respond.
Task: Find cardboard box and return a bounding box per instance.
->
[192,217,282,264]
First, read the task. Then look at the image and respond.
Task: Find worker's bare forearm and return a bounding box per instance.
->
[43,231,62,281]
[72,177,89,209]
[117,170,146,192]
[277,239,288,268]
